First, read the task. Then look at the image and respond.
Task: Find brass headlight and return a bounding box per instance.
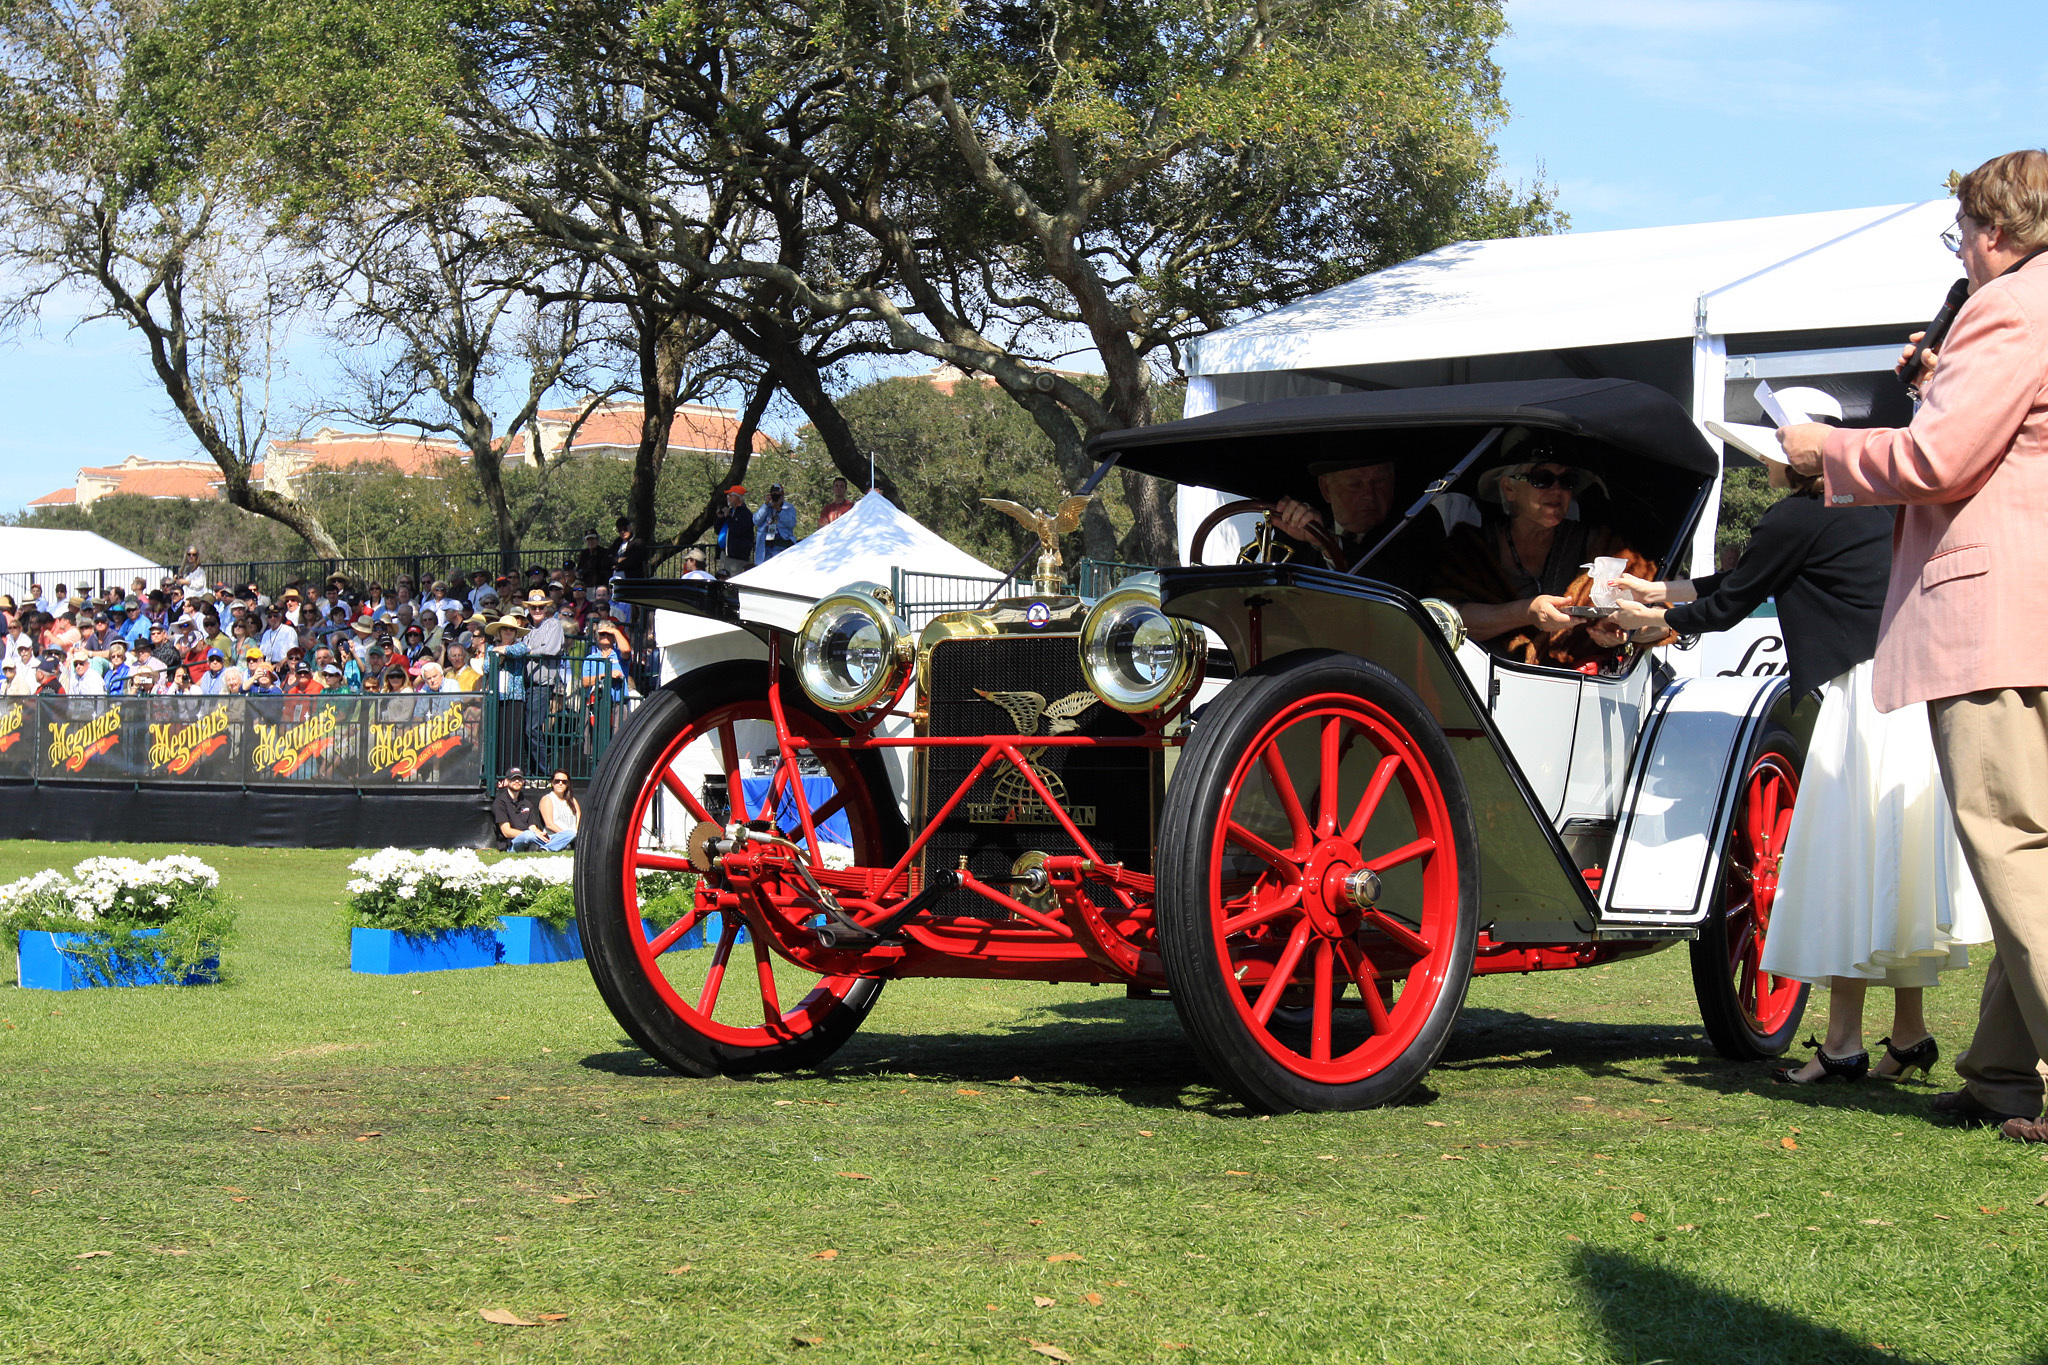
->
[796,583,909,712]
[1077,573,1200,714]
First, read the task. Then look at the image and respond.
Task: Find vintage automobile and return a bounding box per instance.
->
[576,378,1814,1112]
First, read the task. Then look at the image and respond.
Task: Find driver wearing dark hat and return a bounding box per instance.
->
[1267,453,1445,596]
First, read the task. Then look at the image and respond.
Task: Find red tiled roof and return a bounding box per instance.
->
[27,487,76,507]
[268,433,465,475]
[110,467,226,499]
[505,403,771,457]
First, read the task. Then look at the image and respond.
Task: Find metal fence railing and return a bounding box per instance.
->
[7,545,699,608]
[1075,558,1154,597]
[889,568,1018,629]
[477,652,640,790]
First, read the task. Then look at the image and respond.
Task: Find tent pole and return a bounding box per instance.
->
[1685,320,1728,678]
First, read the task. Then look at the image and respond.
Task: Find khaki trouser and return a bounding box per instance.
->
[1930,688,2048,1117]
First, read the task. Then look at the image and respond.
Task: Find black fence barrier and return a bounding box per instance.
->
[2,692,485,789]
[476,654,637,789]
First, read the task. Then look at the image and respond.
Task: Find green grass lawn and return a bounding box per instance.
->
[1,840,2043,1364]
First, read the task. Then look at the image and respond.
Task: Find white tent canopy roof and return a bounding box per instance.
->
[1190,200,1963,378]
[0,528,163,601]
[728,492,1002,632]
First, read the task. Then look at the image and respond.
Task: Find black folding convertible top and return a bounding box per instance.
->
[1090,378,1719,498]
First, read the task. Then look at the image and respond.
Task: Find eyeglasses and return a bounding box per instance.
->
[551,778,569,786]
[1941,218,1964,254]
[1509,468,1582,491]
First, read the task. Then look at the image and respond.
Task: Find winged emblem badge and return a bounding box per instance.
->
[981,491,1095,593]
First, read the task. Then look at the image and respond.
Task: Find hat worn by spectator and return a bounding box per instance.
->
[506,767,525,780]
[351,619,374,636]
[321,663,342,677]
[524,589,551,608]
[243,645,265,659]
[206,648,225,661]
[493,615,527,635]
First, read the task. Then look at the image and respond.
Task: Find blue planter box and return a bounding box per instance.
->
[496,915,738,963]
[349,926,504,975]
[498,915,583,965]
[17,928,219,992]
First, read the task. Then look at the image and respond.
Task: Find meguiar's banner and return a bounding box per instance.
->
[245,695,362,784]
[0,696,30,778]
[141,696,242,782]
[40,697,136,779]
[360,694,485,787]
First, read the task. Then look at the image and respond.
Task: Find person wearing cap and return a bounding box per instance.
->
[580,621,630,706]
[284,661,321,695]
[33,653,62,695]
[62,649,104,696]
[714,486,753,576]
[258,606,299,664]
[577,529,613,587]
[679,546,715,582]
[510,589,563,771]
[145,622,180,672]
[0,658,18,695]
[244,661,281,695]
[318,660,347,692]
[493,769,550,850]
[753,483,797,562]
[196,647,231,695]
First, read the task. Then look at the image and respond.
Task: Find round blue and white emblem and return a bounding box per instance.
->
[1025,601,1051,629]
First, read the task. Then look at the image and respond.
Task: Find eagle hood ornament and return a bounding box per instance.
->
[982,490,1095,594]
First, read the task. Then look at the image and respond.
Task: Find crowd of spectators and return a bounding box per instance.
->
[2,519,651,703]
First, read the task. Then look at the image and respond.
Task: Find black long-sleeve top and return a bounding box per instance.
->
[1663,492,1893,700]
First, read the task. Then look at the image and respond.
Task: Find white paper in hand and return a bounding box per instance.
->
[1752,381,1813,428]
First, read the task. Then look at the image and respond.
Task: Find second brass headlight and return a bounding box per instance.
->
[796,583,909,712]
[1077,574,1201,714]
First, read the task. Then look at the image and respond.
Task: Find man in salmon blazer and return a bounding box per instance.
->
[1786,150,2048,1141]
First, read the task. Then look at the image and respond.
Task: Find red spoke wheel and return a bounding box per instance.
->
[1157,650,1478,1112]
[575,660,906,1076]
[1692,726,1809,1059]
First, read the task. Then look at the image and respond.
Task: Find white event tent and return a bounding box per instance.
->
[0,528,165,605]
[1177,198,1964,577]
[651,492,1002,830]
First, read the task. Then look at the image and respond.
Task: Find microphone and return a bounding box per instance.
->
[1902,278,1970,399]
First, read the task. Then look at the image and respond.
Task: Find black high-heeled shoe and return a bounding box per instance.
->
[1770,1036,1870,1085]
[1873,1034,1939,1081]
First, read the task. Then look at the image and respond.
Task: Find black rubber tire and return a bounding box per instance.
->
[575,659,905,1076]
[1692,724,1811,1060]
[1156,649,1481,1113]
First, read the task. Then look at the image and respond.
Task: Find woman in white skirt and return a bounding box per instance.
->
[1613,431,1989,1084]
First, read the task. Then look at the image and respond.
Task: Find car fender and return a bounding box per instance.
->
[1599,673,1811,923]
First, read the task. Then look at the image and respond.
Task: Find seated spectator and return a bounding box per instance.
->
[168,663,196,694]
[445,642,482,690]
[219,666,245,695]
[100,640,131,696]
[196,649,230,694]
[33,653,62,694]
[538,769,580,849]
[378,664,412,694]
[286,662,321,695]
[63,650,104,695]
[415,661,452,694]
[0,658,18,694]
[679,547,715,581]
[494,769,558,851]
[245,663,283,695]
[318,661,347,693]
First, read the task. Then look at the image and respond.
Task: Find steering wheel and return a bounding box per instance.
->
[1187,499,1345,570]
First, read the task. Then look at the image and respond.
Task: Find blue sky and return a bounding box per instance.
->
[1,0,2042,515]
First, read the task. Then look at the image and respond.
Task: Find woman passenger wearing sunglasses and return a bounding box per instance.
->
[1434,443,1660,667]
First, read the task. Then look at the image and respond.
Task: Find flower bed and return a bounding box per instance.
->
[2,855,231,990]
[342,850,710,972]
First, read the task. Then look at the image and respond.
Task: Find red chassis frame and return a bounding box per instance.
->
[634,642,1644,993]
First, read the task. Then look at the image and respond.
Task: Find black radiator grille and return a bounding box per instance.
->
[920,634,1154,919]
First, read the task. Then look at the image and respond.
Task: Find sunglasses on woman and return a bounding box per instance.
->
[1510,468,1581,492]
